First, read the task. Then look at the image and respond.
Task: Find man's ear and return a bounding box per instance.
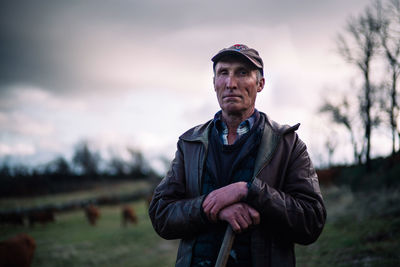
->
[213,76,216,91]
[257,78,265,92]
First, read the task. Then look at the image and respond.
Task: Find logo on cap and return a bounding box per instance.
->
[233,44,247,51]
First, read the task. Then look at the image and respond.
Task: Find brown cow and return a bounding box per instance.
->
[85,205,100,226]
[0,233,36,267]
[28,209,55,227]
[121,206,138,227]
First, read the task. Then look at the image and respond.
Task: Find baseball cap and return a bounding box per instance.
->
[211,44,264,76]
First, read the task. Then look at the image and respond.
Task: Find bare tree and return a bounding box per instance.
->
[337,6,381,169]
[324,133,338,168]
[320,96,363,164]
[376,0,400,155]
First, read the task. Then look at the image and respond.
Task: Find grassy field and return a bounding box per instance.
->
[296,186,400,267]
[0,181,178,267]
[0,180,150,210]
[0,198,179,267]
[1,182,400,266]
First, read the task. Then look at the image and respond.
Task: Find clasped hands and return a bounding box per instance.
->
[202,182,260,233]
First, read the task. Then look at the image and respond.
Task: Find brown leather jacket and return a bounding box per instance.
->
[149,113,326,267]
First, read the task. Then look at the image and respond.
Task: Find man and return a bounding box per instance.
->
[149,44,326,267]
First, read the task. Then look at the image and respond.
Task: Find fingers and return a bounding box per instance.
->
[208,204,221,222]
[203,193,224,221]
[218,203,260,233]
[202,192,220,221]
[229,219,241,232]
[248,206,260,225]
[202,182,248,221]
[235,212,253,233]
[225,211,249,233]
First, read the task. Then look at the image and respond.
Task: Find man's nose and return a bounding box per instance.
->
[226,75,238,89]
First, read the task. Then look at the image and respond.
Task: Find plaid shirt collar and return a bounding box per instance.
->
[213,109,258,145]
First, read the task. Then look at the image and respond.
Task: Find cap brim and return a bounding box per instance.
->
[211,50,263,69]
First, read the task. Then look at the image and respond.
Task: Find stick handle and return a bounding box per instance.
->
[215,225,235,267]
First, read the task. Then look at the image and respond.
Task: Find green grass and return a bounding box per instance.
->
[0,200,179,267]
[2,182,400,266]
[296,186,400,267]
[0,180,150,209]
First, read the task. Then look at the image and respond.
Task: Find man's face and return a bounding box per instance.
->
[214,57,264,117]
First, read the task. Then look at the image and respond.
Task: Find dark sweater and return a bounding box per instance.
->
[191,114,264,267]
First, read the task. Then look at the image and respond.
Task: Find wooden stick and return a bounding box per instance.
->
[215,225,235,267]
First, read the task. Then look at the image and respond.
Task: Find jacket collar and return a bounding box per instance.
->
[253,114,300,176]
[179,112,300,175]
[253,115,280,176]
[179,119,213,146]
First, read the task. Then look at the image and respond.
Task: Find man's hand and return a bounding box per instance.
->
[202,182,248,221]
[218,203,260,233]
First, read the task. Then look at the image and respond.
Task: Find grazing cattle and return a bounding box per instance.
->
[0,212,24,226]
[121,206,138,227]
[85,205,100,226]
[28,209,55,227]
[0,233,36,267]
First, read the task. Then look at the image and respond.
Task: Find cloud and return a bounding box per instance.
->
[1,0,380,168]
[0,86,88,161]
[0,0,367,97]
[0,111,54,136]
[0,143,36,157]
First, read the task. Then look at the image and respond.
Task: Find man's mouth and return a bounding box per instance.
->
[223,95,241,99]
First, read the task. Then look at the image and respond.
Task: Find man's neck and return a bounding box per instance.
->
[221,108,255,144]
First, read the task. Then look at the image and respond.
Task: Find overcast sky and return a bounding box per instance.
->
[1,0,390,172]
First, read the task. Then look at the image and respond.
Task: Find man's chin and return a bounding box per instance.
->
[223,107,246,116]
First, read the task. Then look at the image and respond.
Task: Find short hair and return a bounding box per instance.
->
[255,69,262,83]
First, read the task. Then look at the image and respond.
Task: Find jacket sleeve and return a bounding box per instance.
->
[148,140,209,240]
[246,135,326,245]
